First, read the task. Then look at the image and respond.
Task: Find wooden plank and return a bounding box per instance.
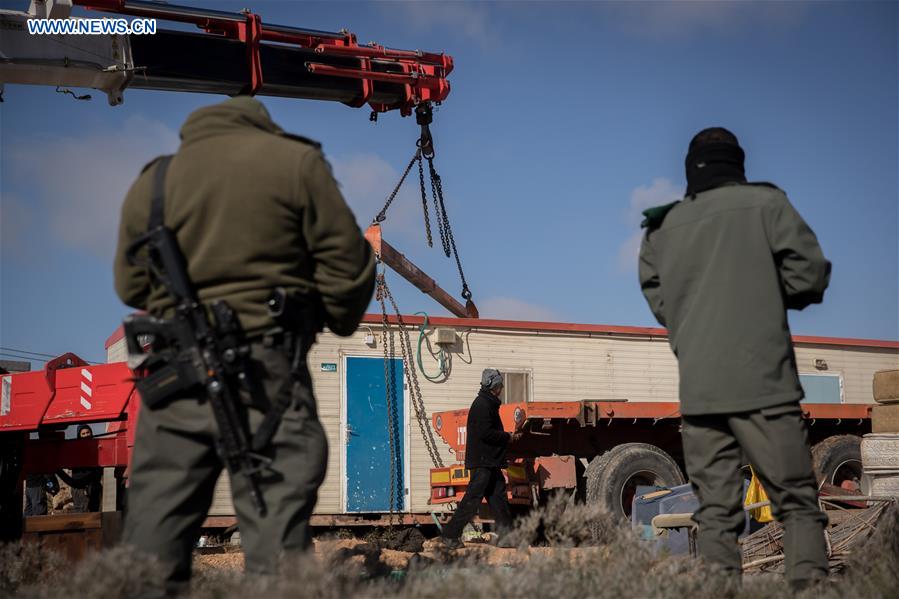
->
[24,512,102,532]
[101,511,123,546]
[365,225,476,319]
[24,529,102,562]
[20,512,122,562]
[202,516,237,528]
[309,513,442,527]
[198,513,443,529]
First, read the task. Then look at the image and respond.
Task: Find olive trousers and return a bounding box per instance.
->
[122,343,328,592]
[681,403,828,585]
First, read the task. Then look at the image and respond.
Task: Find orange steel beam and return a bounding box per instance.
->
[434,400,875,454]
[365,224,478,319]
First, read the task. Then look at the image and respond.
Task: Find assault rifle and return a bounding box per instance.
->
[123,224,272,515]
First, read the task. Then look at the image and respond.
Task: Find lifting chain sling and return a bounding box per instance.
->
[376,280,403,523]
[372,104,464,522]
[376,273,446,471]
[373,103,473,302]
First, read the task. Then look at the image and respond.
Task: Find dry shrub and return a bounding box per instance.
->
[191,550,399,599]
[0,541,66,595]
[3,504,897,599]
[56,546,167,599]
[502,491,627,547]
[817,503,899,599]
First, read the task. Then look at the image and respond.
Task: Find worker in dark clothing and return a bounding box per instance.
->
[114,96,375,591]
[638,128,831,590]
[56,425,102,512]
[24,473,58,516]
[438,369,521,548]
[24,430,59,517]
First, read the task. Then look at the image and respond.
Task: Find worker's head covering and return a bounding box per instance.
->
[77,424,93,439]
[180,95,280,142]
[481,368,504,391]
[685,127,746,197]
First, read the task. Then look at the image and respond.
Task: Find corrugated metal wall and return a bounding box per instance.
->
[108,322,899,516]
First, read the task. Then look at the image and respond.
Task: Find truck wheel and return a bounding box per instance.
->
[586,443,685,520]
[812,435,864,492]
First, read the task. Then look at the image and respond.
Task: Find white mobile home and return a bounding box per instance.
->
[105,315,899,519]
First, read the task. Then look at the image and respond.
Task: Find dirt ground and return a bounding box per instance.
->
[194,537,612,572]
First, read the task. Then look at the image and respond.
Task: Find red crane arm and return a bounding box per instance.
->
[73,0,452,115]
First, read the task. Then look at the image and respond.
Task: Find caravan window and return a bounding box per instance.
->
[498,370,531,404]
[799,373,843,404]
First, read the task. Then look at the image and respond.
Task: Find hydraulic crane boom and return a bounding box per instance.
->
[1,0,475,317]
[0,0,452,115]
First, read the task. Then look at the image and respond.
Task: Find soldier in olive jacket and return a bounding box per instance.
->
[115,96,375,590]
[639,128,831,590]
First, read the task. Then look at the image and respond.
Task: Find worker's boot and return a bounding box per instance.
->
[789,574,827,593]
[435,536,464,550]
[495,536,518,549]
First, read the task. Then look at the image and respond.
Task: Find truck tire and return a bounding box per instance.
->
[586,443,685,520]
[812,435,865,492]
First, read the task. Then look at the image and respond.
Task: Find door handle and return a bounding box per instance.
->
[346,424,358,437]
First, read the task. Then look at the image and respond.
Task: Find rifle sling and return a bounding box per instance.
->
[149,155,174,230]
[146,153,297,454]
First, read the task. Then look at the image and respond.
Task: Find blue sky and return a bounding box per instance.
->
[1,0,897,367]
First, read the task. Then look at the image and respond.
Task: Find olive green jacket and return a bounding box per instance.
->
[114,97,375,337]
[639,183,831,415]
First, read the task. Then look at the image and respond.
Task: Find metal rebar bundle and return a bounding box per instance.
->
[740,499,895,574]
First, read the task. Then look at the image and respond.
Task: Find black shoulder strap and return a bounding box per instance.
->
[148,155,174,231]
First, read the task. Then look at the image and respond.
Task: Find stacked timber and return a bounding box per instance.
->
[862,370,899,495]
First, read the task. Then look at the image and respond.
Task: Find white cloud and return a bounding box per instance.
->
[11,116,178,258]
[0,192,32,258]
[331,152,433,242]
[617,230,645,274]
[627,177,682,222]
[477,296,561,322]
[7,129,429,259]
[617,177,682,272]
[602,1,809,38]
[384,1,492,46]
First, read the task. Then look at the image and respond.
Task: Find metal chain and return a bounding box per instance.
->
[371,120,475,303]
[417,153,433,247]
[376,273,402,524]
[428,160,451,256]
[427,156,473,300]
[377,273,445,469]
[373,150,419,225]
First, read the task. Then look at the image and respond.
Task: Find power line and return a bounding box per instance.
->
[0,350,102,366]
[0,346,59,358]
[0,352,43,363]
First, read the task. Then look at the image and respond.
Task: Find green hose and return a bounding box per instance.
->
[415,311,448,381]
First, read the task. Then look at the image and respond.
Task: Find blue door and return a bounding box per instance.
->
[346,357,405,512]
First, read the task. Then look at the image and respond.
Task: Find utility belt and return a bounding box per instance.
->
[258,329,296,350]
[131,287,319,405]
[128,286,320,457]
[260,285,322,370]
